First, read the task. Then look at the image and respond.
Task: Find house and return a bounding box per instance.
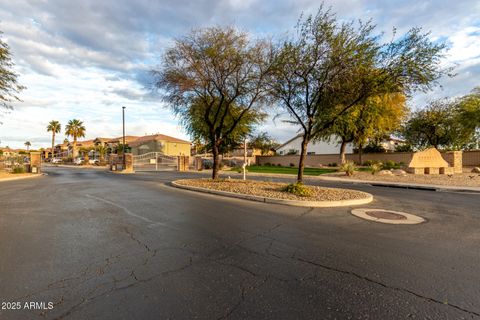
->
[380,136,405,152]
[276,135,354,155]
[129,134,191,156]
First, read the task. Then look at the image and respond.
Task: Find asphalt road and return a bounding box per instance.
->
[1,166,479,319]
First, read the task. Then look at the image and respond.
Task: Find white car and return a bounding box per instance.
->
[51,158,62,164]
[73,158,83,165]
[88,159,100,165]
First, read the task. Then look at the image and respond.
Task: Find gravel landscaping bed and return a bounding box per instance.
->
[325,171,480,187]
[174,178,371,201]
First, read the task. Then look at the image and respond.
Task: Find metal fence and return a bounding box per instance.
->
[133,152,178,171]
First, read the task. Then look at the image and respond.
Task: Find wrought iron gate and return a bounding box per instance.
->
[132,152,178,171]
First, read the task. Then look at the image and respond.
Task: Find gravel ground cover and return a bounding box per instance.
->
[174,178,371,201]
[326,171,480,187]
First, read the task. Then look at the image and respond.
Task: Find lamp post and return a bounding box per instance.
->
[122,106,126,170]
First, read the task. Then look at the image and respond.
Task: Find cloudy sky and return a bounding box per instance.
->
[0,0,479,149]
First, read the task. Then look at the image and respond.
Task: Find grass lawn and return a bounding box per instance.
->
[241,165,337,176]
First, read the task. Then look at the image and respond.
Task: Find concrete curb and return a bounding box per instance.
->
[0,173,45,182]
[43,164,108,170]
[316,176,480,193]
[171,181,373,207]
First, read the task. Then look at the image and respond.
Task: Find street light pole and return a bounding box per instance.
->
[122,106,126,170]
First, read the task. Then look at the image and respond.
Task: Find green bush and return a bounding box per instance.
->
[363,160,382,166]
[339,160,356,176]
[289,163,295,167]
[282,182,312,197]
[382,160,400,170]
[369,163,382,175]
[12,166,26,174]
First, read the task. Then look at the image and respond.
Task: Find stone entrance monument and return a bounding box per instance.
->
[407,148,453,175]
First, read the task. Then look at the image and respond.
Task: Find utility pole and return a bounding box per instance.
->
[122,106,126,170]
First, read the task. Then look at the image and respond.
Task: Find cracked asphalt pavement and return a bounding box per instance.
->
[1,166,480,319]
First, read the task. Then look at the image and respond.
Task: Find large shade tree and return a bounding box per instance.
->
[24,141,31,151]
[154,27,273,179]
[322,92,407,164]
[47,120,61,158]
[270,7,450,182]
[402,98,476,150]
[65,119,86,158]
[0,31,24,113]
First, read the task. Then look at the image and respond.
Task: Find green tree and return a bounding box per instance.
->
[153,27,273,179]
[0,31,25,112]
[270,7,450,182]
[24,141,31,151]
[96,144,107,163]
[401,99,475,150]
[457,87,480,143]
[65,119,86,158]
[323,93,407,164]
[248,132,280,155]
[47,120,61,158]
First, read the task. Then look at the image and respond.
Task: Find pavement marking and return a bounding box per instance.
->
[85,194,179,230]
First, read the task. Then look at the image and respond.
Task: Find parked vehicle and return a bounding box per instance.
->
[88,159,100,165]
[73,158,83,165]
[51,158,62,164]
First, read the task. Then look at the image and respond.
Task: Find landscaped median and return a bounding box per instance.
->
[171,179,373,207]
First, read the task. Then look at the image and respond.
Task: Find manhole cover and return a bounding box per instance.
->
[365,210,407,220]
[351,208,425,225]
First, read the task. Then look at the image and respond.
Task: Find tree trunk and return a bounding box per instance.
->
[211,143,220,180]
[358,143,364,165]
[73,138,78,158]
[339,140,347,164]
[297,135,309,183]
[51,133,55,159]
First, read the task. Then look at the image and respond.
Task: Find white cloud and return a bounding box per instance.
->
[0,0,479,147]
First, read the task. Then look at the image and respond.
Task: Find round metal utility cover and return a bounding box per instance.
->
[351,208,425,225]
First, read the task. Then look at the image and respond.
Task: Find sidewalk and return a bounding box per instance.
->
[0,173,45,182]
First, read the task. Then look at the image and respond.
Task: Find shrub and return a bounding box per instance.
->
[12,166,26,174]
[327,162,337,167]
[277,163,282,166]
[264,162,271,166]
[370,163,382,175]
[339,160,356,176]
[382,160,400,170]
[282,182,312,197]
[363,160,382,166]
[289,163,295,167]
[203,159,213,169]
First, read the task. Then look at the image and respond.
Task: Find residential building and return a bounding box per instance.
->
[276,135,353,155]
[129,134,191,156]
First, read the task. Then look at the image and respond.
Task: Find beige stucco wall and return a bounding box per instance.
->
[256,150,480,167]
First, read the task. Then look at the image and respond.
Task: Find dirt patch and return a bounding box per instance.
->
[0,171,34,180]
[174,178,371,202]
[326,171,480,187]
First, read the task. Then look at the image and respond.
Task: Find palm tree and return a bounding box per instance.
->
[96,144,107,163]
[65,119,86,158]
[24,141,31,152]
[47,120,61,158]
